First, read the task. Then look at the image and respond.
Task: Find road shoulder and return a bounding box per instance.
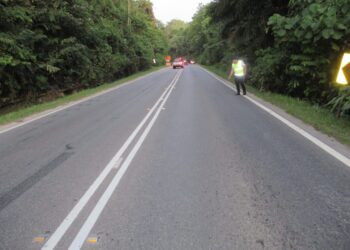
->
[199,65,350,163]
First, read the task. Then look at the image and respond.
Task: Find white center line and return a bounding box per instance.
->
[68,70,183,250]
[41,70,182,250]
[112,158,123,170]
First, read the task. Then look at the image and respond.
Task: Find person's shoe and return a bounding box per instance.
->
[243,92,247,95]
[236,93,240,95]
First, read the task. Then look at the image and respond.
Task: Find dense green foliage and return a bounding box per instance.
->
[163,19,188,56]
[0,0,168,107]
[209,0,289,61]
[174,0,350,117]
[256,0,350,103]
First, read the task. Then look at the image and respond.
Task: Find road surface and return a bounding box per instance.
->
[0,66,349,250]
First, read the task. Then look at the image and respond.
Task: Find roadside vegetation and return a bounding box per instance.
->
[0,66,163,125]
[0,0,168,111]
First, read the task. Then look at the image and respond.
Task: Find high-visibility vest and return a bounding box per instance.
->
[232,60,245,77]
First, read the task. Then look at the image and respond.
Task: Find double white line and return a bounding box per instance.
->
[42,70,183,250]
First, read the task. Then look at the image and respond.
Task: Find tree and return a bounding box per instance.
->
[0,0,168,107]
[164,19,188,56]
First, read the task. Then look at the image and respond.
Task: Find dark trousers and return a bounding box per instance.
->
[234,76,246,95]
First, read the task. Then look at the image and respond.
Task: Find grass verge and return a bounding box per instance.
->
[0,66,164,126]
[202,65,350,148]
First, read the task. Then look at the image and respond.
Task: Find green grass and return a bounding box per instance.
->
[0,66,164,126]
[202,65,350,147]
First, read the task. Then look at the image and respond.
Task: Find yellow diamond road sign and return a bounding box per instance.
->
[336,53,350,85]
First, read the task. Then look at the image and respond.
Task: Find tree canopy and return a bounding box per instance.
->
[0,0,168,107]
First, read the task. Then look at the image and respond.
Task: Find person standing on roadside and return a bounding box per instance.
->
[228,57,247,95]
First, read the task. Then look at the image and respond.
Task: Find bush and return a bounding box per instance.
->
[327,86,350,117]
[257,0,350,103]
[249,48,286,92]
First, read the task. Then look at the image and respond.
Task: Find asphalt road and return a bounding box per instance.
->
[0,66,349,250]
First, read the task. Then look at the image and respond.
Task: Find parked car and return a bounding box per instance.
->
[173,58,184,69]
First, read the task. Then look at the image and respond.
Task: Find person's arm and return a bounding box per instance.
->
[243,63,247,76]
[228,68,234,80]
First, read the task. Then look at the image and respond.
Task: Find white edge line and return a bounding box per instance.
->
[0,67,168,135]
[68,70,183,250]
[41,69,181,250]
[200,66,350,168]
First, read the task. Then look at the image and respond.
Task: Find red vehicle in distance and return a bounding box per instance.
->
[172,58,185,69]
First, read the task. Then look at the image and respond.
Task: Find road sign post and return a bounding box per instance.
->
[336,53,350,85]
[165,56,171,67]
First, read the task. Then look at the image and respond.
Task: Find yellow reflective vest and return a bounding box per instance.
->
[232,60,245,77]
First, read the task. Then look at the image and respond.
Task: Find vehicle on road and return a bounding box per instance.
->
[173,58,185,69]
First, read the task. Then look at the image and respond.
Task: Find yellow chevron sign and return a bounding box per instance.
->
[336,53,350,85]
